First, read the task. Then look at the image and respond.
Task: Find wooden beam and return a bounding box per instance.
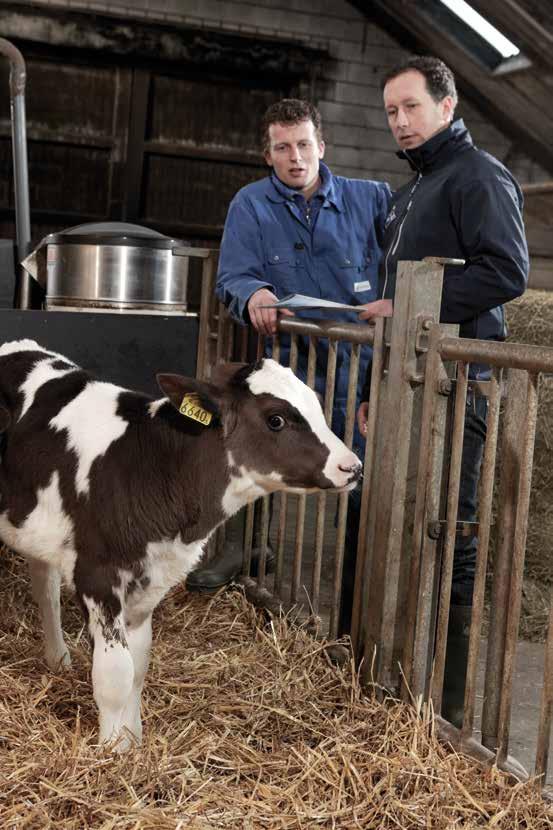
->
[353,0,553,174]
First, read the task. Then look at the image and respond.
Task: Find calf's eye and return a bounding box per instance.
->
[267,414,285,431]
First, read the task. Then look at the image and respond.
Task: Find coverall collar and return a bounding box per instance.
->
[267,161,343,211]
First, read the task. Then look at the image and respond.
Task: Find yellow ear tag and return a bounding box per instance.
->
[179,393,213,426]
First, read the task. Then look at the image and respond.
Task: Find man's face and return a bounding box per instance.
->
[383,70,454,150]
[265,120,325,197]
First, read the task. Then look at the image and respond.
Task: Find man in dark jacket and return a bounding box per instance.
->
[354,56,529,725]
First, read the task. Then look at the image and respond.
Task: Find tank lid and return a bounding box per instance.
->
[45,222,188,250]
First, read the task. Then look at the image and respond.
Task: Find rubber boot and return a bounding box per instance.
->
[186,544,276,592]
[441,604,472,728]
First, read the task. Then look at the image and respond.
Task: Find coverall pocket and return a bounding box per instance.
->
[266,247,302,294]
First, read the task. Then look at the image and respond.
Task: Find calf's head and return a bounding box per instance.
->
[157,359,361,493]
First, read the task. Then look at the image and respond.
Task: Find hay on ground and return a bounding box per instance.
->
[0,549,551,829]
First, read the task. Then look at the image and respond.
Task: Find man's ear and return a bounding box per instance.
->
[156,374,221,424]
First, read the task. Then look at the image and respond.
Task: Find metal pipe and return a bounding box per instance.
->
[278,316,375,346]
[439,336,553,374]
[0,38,32,309]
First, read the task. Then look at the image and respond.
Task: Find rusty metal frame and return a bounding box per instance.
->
[195,257,553,791]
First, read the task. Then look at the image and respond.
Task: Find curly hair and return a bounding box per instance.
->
[261,99,323,153]
[381,56,458,108]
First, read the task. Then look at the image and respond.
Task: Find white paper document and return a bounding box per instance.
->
[260,293,365,312]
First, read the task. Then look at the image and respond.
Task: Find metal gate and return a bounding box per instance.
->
[196,254,553,792]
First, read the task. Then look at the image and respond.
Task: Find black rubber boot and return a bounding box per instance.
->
[186,545,276,592]
[442,604,472,728]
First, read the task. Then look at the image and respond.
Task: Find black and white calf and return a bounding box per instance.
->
[0,340,361,750]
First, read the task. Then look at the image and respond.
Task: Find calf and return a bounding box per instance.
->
[0,340,361,750]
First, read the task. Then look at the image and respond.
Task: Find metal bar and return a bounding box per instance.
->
[329,342,360,639]
[215,307,226,364]
[351,319,385,656]
[431,361,469,712]
[481,369,529,752]
[0,38,32,308]
[311,339,337,616]
[256,496,271,588]
[439,336,553,375]
[462,368,502,737]
[362,260,446,689]
[195,254,216,379]
[496,372,539,765]
[242,503,255,576]
[535,585,553,783]
[401,324,451,699]
[290,335,312,605]
[278,316,375,346]
[274,492,287,596]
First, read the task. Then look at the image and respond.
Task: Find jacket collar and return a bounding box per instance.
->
[398,118,473,172]
[266,161,343,211]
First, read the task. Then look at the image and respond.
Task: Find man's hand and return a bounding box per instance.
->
[247,288,294,336]
[357,299,393,321]
[357,401,369,437]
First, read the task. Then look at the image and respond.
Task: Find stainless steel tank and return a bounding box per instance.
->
[23,222,190,313]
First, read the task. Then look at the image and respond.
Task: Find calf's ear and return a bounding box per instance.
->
[156,374,221,424]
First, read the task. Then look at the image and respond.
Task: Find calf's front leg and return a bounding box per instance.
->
[84,596,136,752]
[28,558,71,670]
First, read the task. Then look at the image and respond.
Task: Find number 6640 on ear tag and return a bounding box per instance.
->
[179,394,212,426]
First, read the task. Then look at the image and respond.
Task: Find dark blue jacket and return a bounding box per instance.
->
[380,119,528,344]
[216,162,391,440]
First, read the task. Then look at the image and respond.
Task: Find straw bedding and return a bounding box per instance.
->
[0,550,551,829]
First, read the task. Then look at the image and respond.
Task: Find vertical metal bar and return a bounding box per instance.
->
[256,496,271,588]
[195,254,216,380]
[238,325,249,363]
[256,334,264,361]
[431,361,469,712]
[215,307,227,364]
[311,339,337,616]
[362,260,445,689]
[275,491,287,597]
[291,337,317,605]
[535,585,553,784]
[242,503,255,576]
[329,343,360,639]
[496,372,539,765]
[482,369,529,752]
[462,369,501,737]
[272,334,281,364]
[401,324,450,698]
[351,318,385,657]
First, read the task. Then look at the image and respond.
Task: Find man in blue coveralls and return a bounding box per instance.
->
[186,98,390,591]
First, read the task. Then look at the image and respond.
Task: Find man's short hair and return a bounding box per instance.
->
[381,56,458,109]
[261,99,323,153]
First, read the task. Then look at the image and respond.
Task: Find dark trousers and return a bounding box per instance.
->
[338,393,488,635]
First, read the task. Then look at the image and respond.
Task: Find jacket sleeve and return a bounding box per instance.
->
[215,196,273,324]
[440,175,529,324]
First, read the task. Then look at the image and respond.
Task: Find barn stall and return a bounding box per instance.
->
[2,0,553,825]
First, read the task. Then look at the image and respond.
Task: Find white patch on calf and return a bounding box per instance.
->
[50,382,128,496]
[222,466,281,517]
[144,535,207,610]
[0,339,76,364]
[19,358,77,420]
[148,399,165,418]
[0,471,77,588]
[246,360,360,487]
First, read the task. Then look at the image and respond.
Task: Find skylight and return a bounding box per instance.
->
[439,0,520,58]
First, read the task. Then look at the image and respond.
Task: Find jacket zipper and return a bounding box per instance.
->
[382,171,422,299]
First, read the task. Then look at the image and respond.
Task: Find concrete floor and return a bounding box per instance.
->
[248,491,553,787]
